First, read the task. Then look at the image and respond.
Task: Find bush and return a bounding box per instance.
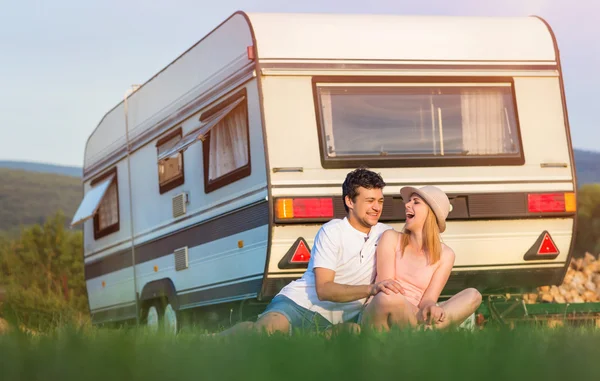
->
[0,212,89,331]
[574,184,600,255]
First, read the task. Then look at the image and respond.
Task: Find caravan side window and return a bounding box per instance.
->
[92,167,120,240]
[156,127,185,194]
[201,89,251,193]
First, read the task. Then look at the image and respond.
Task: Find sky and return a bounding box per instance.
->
[0,0,597,167]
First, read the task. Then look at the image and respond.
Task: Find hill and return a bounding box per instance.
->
[574,149,600,186]
[0,148,596,236]
[0,148,598,184]
[0,168,82,234]
[0,160,81,178]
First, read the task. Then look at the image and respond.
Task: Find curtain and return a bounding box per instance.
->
[98,181,118,229]
[460,90,507,155]
[208,104,249,181]
[320,91,336,157]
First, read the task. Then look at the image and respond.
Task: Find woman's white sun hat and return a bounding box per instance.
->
[400,185,453,233]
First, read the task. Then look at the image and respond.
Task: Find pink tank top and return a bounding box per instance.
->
[394,235,439,307]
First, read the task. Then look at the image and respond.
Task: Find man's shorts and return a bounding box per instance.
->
[258,295,332,335]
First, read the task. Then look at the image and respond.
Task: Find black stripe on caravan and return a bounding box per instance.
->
[85,250,133,280]
[177,274,263,294]
[84,201,269,280]
[91,303,137,324]
[178,278,263,309]
[260,62,559,71]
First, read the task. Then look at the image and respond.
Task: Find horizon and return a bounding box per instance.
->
[1,0,598,167]
[2,148,599,170]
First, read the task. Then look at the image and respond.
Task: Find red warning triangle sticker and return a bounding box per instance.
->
[537,232,559,255]
[290,240,311,263]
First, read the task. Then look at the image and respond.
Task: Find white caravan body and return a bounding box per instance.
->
[72,12,577,324]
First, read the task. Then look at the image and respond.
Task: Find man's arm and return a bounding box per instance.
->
[311,223,403,303]
[314,267,403,303]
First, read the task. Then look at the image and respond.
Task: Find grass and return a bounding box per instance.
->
[0,325,599,380]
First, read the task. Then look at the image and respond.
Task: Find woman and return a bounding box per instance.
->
[361,185,482,330]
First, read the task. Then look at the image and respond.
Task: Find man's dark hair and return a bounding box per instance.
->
[342,168,386,213]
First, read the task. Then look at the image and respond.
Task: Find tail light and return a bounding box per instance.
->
[527,192,576,213]
[276,198,334,220]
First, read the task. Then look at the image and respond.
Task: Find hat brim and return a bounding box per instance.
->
[400,186,446,233]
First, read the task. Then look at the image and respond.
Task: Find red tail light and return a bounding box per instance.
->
[276,198,334,219]
[528,192,576,213]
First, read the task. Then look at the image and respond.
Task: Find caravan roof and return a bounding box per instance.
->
[83,12,558,177]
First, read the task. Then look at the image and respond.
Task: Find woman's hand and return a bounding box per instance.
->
[420,304,445,325]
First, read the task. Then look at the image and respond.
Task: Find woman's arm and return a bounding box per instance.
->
[374,229,400,283]
[419,245,456,310]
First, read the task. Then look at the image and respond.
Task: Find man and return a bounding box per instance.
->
[220,168,403,336]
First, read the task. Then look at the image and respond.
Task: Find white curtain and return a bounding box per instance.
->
[460,90,507,155]
[208,104,249,181]
[320,91,336,157]
[98,181,118,229]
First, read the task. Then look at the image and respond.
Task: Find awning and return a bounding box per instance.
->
[157,96,245,162]
[70,174,115,227]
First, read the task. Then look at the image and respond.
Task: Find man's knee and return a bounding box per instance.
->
[327,322,361,338]
[255,312,290,334]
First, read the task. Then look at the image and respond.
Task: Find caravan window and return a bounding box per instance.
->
[156,128,185,194]
[201,90,251,193]
[92,167,120,240]
[314,78,524,168]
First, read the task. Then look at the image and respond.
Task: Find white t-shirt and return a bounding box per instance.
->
[277,218,392,324]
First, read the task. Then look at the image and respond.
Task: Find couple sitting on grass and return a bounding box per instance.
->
[222,168,482,336]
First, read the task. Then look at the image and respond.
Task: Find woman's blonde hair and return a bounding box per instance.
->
[401,204,442,265]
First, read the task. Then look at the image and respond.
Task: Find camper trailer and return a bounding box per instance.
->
[72,12,577,332]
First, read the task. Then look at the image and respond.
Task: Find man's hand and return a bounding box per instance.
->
[420,304,445,325]
[369,279,404,296]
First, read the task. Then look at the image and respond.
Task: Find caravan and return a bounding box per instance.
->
[72,12,577,331]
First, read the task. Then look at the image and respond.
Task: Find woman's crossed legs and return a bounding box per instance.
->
[361,288,482,331]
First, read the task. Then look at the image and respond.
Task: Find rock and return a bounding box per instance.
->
[584,252,596,266]
[0,318,9,335]
[539,285,551,293]
[585,281,597,291]
[541,293,554,303]
[583,290,598,302]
